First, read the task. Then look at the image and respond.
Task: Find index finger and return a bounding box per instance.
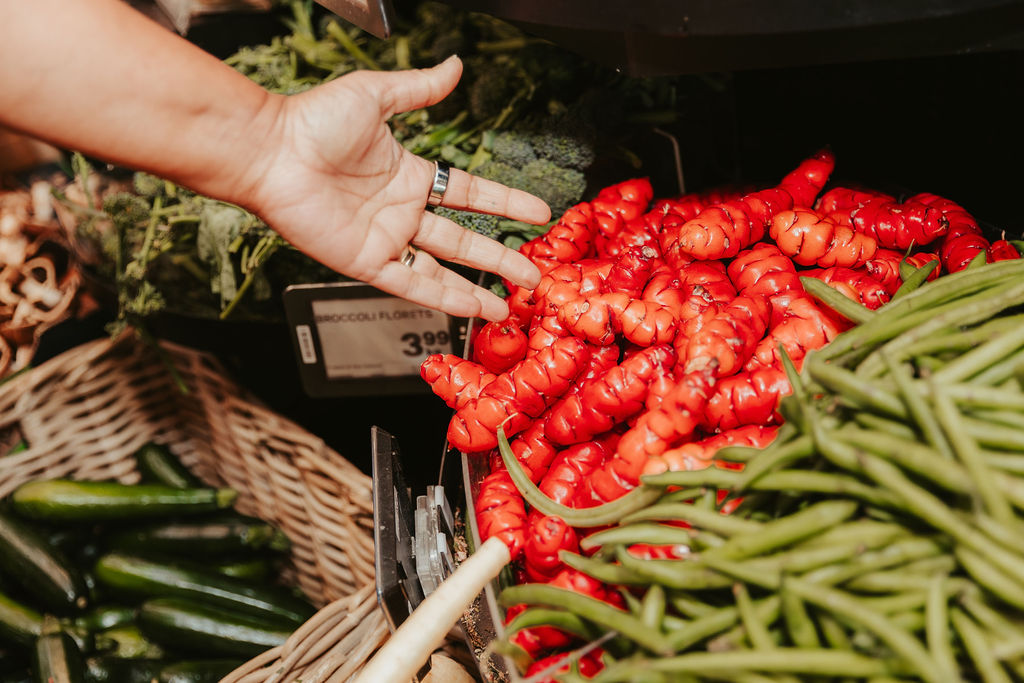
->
[438,167,552,226]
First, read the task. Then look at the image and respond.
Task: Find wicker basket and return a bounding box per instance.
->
[0,331,388,681]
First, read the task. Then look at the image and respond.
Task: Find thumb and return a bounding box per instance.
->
[375,55,463,118]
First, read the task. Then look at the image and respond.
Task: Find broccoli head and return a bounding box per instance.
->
[491,131,537,168]
[518,159,586,218]
[466,61,522,123]
[473,160,524,189]
[433,206,502,240]
[531,128,596,172]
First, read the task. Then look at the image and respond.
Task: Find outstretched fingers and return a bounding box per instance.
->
[368,249,510,322]
[438,166,551,226]
[413,210,541,289]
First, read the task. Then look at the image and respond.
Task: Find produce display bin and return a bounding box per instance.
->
[0,331,388,681]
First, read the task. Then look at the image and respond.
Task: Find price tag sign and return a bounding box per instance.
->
[283,282,468,397]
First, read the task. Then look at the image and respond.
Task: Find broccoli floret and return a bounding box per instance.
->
[434,206,502,240]
[467,62,521,123]
[531,129,595,171]
[131,172,164,198]
[491,131,537,168]
[102,192,152,229]
[474,161,524,188]
[518,159,586,218]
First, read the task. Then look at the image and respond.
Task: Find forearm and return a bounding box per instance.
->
[0,0,281,206]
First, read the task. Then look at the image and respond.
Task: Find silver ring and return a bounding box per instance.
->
[398,245,417,268]
[427,161,451,207]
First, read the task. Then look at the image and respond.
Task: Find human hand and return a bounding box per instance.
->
[240,56,548,322]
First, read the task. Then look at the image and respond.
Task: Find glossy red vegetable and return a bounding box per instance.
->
[747,294,846,371]
[643,424,780,476]
[475,467,527,559]
[676,294,771,377]
[577,370,714,506]
[544,344,676,446]
[864,248,905,294]
[805,266,890,310]
[420,355,495,410]
[538,439,612,507]
[473,317,528,374]
[524,513,580,582]
[602,245,661,297]
[903,252,941,281]
[448,337,591,452]
[520,202,597,269]
[525,650,604,681]
[507,419,559,484]
[816,186,895,225]
[988,239,1020,263]
[700,365,791,432]
[661,149,834,261]
[912,193,988,273]
[726,243,802,298]
[770,208,878,268]
[590,177,655,240]
[504,603,573,660]
[557,293,677,347]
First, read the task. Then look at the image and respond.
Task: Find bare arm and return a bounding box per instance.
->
[0,0,546,320]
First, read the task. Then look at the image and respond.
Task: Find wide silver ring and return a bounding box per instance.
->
[398,245,417,268]
[427,160,451,207]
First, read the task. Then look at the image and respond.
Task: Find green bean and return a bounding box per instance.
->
[662,614,687,632]
[891,259,940,301]
[994,471,1024,510]
[781,580,820,649]
[593,648,895,681]
[834,427,967,493]
[956,547,1024,611]
[817,612,853,650]
[952,608,1012,683]
[900,314,1024,359]
[732,435,816,491]
[801,276,875,324]
[749,469,902,509]
[701,500,859,562]
[784,579,949,683]
[690,530,726,551]
[883,352,954,460]
[504,607,603,642]
[580,523,695,552]
[656,487,706,504]
[668,596,781,651]
[852,412,918,439]
[806,354,907,417]
[929,324,1024,385]
[925,574,958,678]
[615,546,733,591]
[803,537,945,587]
[963,416,1024,451]
[619,587,643,615]
[944,382,1024,411]
[967,513,1024,557]
[794,519,907,551]
[621,502,762,536]
[642,468,739,490]
[734,583,774,650]
[818,259,1024,362]
[667,591,716,619]
[640,584,666,632]
[497,584,673,655]
[889,610,927,633]
[968,348,1024,387]
[714,445,769,464]
[497,426,664,527]
[858,592,930,615]
[843,555,957,593]
[699,555,782,591]
[559,550,657,586]
[932,381,1015,523]
[856,279,1024,377]
[969,408,1024,429]
[959,588,1024,643]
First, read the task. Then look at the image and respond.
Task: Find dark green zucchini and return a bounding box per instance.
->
[137,598,292,658]
[83,657,164,683]
[0,510,88,612]
[32,616,85,683]
[94,552,314,626]
[211,557,274,583]
[0,589,42,647]
[105,515,289,556]
[10,481,237,522]
[157,659,245,683]
[97,624,164,659]
[134,443,202,490]
[72,606,136,634]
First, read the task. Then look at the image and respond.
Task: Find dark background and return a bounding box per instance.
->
[34,2,1024,492]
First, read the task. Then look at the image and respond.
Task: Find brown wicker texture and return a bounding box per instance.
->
[0,331,375,608]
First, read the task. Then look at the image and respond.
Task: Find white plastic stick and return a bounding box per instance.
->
[354,536,512,683]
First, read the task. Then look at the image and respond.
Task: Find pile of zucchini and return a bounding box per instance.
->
[0,443,314,683]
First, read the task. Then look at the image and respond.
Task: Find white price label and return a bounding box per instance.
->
[311,297,452,379]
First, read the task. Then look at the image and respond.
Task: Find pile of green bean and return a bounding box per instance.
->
[497,258,1024,682]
